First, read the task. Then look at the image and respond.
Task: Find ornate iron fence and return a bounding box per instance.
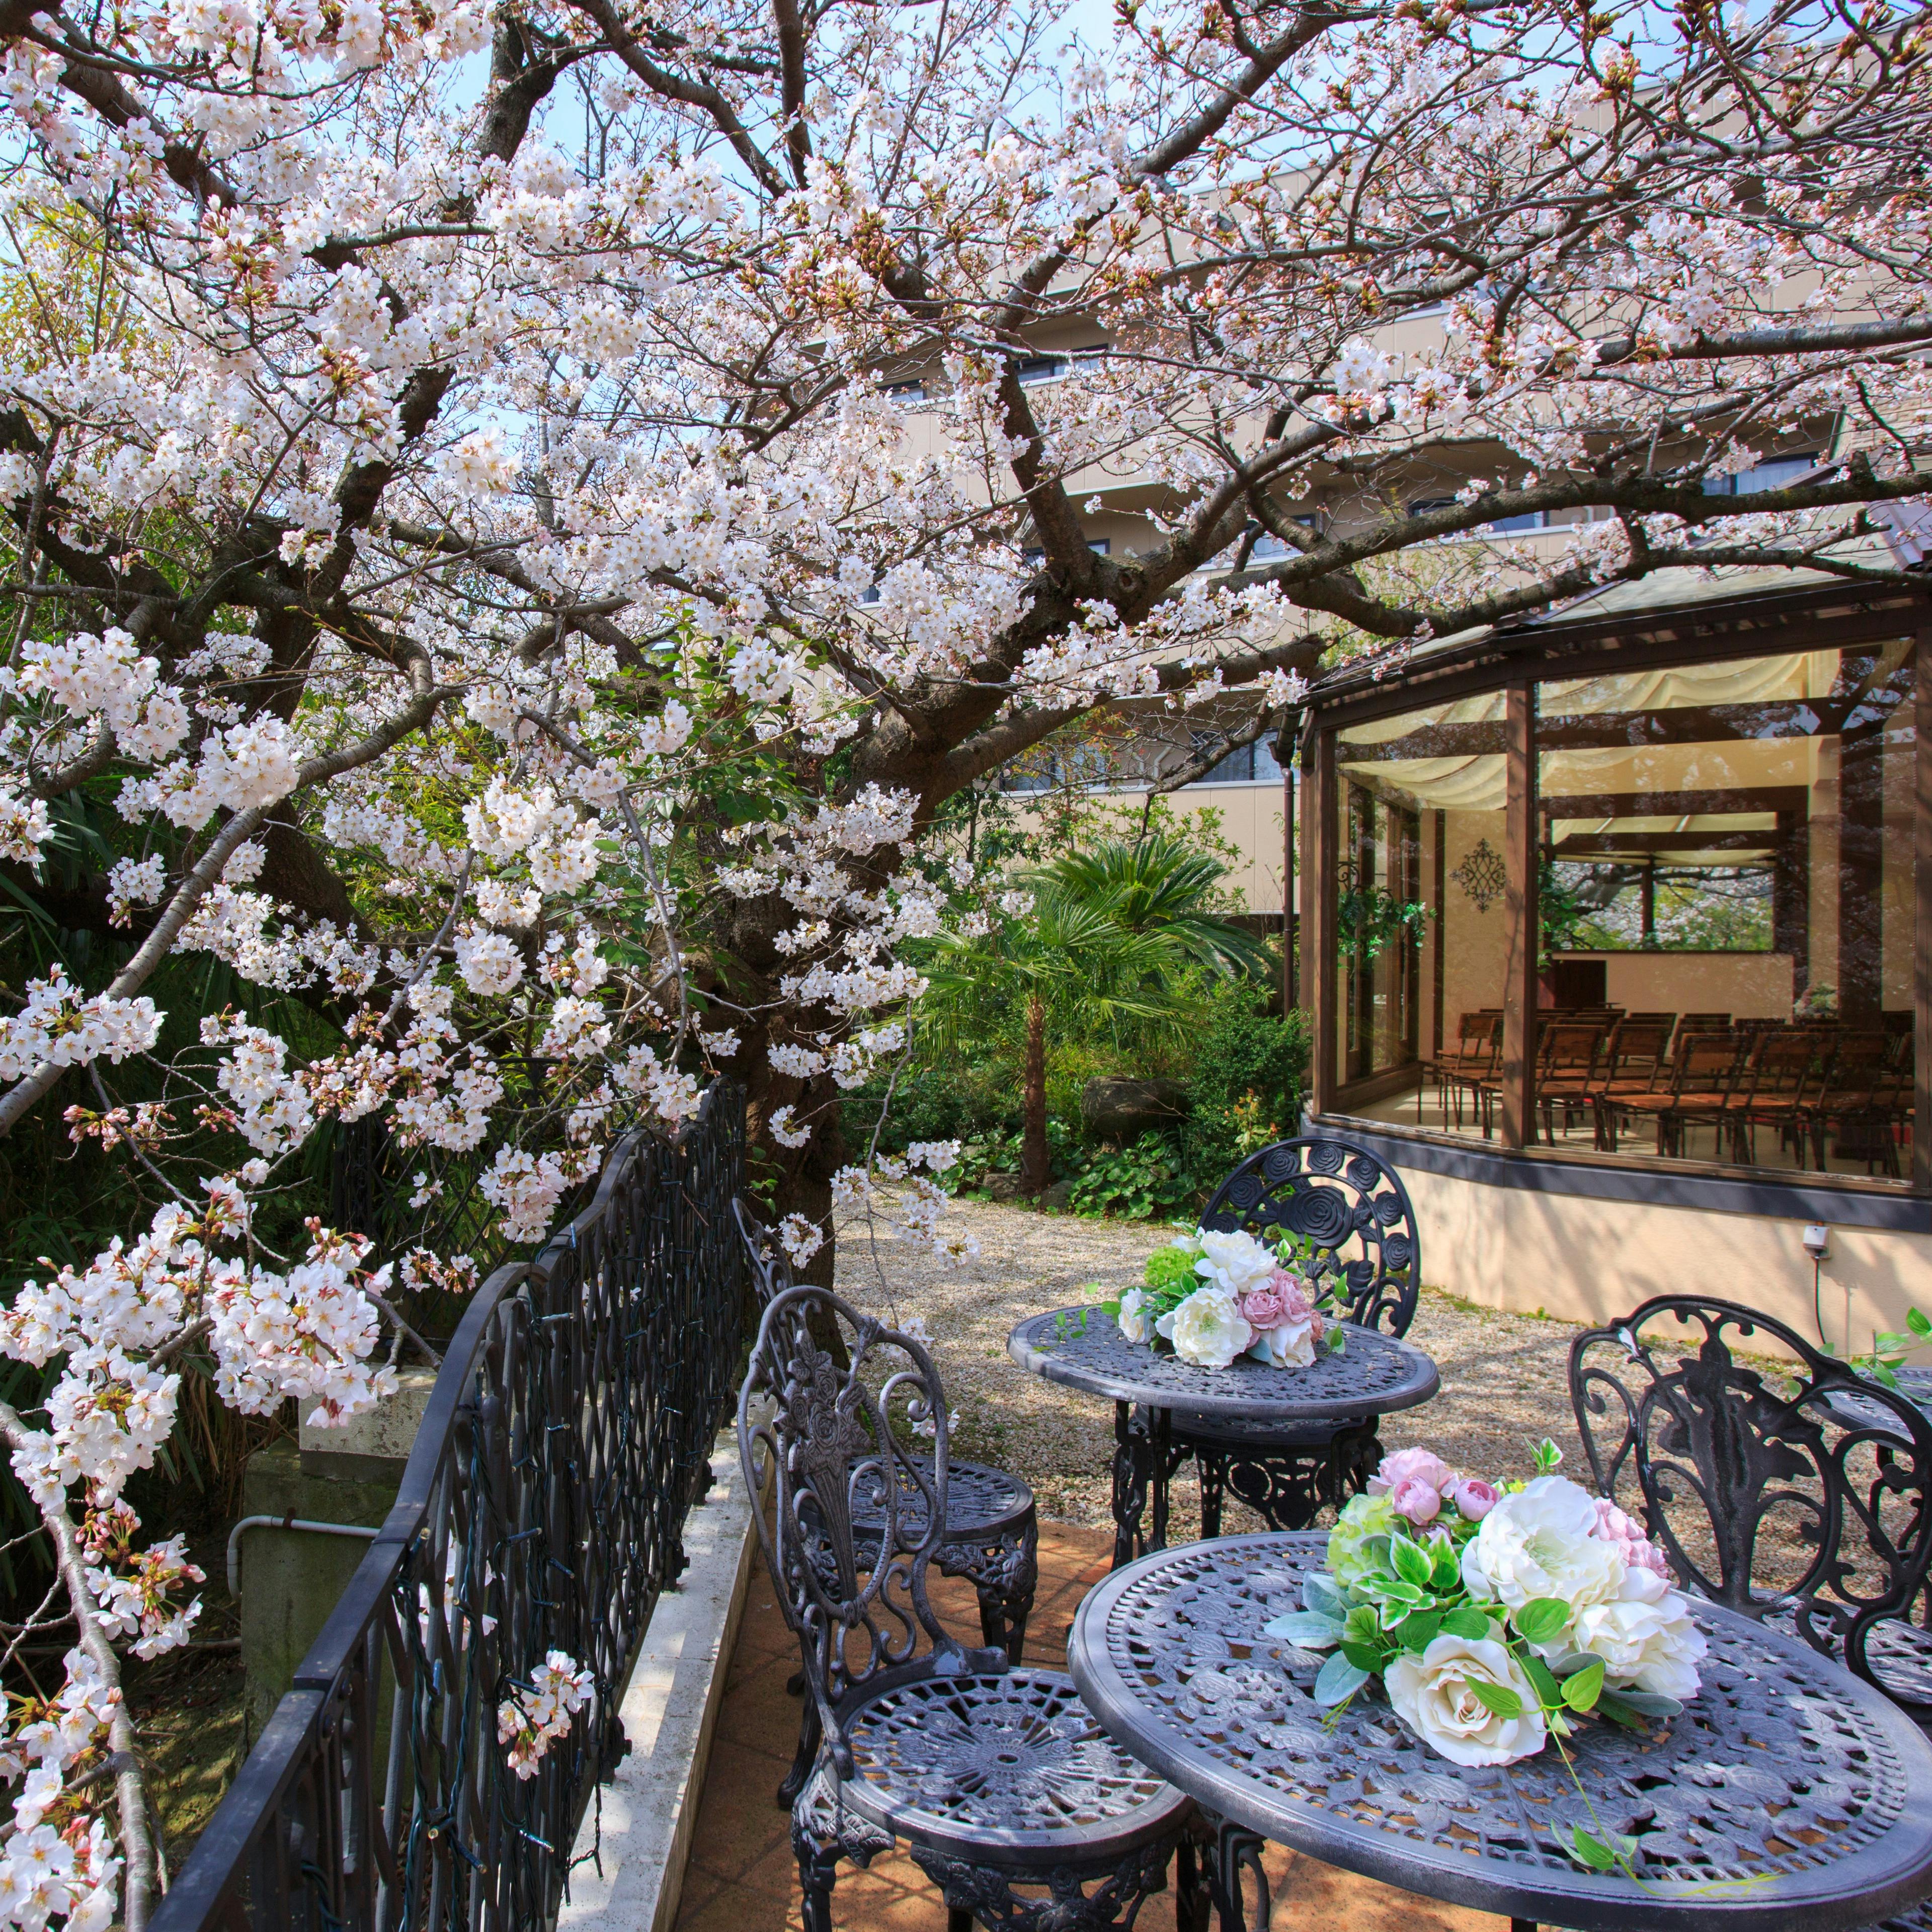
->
[157,1081,747,1932]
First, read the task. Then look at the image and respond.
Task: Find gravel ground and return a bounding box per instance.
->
[833,1195,1588,1530]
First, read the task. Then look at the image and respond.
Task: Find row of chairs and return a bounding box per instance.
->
[1432,1012,1912,1172]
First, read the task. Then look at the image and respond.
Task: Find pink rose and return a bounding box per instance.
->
[1239,1284,1288,1330]
[1269,1269,1315,1322]
[1450,1477,1499,1521]
[1371,1447,1456,1496]
[1388,1476,1442,1525]
[1591,1497,1670,1577]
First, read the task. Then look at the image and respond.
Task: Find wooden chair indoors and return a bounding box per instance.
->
[1430,1009,1500,1128]
[1726,1027,1833,1168]
[1606,1030,1742,1158]
[1589,1020,1673,1152]
[1811,1031,1900,1176]
[1536,1020,1608,1145]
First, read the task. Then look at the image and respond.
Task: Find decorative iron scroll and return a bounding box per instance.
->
[155,1081,746,1932]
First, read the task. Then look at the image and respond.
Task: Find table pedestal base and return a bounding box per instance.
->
[1194,1812,1269,1932]
[1110,1402,1172,1570]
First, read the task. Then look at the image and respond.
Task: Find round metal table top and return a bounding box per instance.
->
[1068,1533,1932,1932]
[1822,1365,1932,1440]
[1005,1306,1439,1419]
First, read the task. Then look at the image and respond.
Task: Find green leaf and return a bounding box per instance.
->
[1389,1537,1435,1588]
[1561,1660,1606,1712]
[1599,1687,1682,1719]
[1522,1654,1563,1706]
[1339,1639,1386,1673]
[1873,1361,1901,1389]
[1438,1606,1491,1640]
[1513,1598,1571,1646]
[1313,1652,1372,1708]
[1264,1612,1344,1650]
[1909,1307,1932,1338]
[1343,1604,1383,1646]
[1430,1541,1463,1588]
[1565,1828,1616,1872]
[1393,1611,1442,1653]
[1304,1574,1347,1622]
[1469,1679,1523,1719]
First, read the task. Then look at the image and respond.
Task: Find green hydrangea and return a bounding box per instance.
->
[1326,1492,1397,1594]
[1144,1237,1202,1296]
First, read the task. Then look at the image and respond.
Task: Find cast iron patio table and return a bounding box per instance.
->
[1005,1306,1439,1569]
[1068,1531,1932,1932]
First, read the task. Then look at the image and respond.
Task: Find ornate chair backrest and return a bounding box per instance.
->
[1672,1013,1731,1055]
[734,1197,792,1310]
[1570,1295,1932,1716]
[738,1284,988,1777]
[1825,1030,1890,1097]
[1201,1136,1420,1335]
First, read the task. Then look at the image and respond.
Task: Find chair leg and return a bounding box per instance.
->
[947,1912,972,1932]
[795,1837,839,1932]
[1175,1836,1213,1932]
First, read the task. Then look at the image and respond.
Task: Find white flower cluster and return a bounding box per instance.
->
[497,1651,594,1780]
[16,629,189,765]
[0,972,162,1084]
[478,1145,601,1241]
[0,1649,123,1932]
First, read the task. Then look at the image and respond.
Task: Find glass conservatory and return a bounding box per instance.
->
[1290,561,1931,1340]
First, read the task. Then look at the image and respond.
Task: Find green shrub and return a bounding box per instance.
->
[1182,1005,1312,1182]
[1066,1133,1205,1220]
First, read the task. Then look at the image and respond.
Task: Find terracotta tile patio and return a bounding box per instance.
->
[676,1522,1506,1932]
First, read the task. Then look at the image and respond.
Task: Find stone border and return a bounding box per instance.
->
[558,1427,762,1932]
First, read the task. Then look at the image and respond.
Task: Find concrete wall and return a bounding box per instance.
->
[1402,1162,1932,1361]
[1039,781,1290,914]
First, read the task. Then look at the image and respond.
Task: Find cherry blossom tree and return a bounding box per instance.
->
[0,0,1930,1915]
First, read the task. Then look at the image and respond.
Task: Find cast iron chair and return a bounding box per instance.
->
[734,1199,1040,1665]
[740,1283,1202,1932]
[1569,1295,1932,1727]
[1164,1135,1422,1536]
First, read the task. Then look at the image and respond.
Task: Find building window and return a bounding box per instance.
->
[1704,455,1820,496]
[1190,739,1284,785]
[1013,345,1109,385]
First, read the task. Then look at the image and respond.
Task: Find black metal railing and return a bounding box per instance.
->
[157,1081,747,1932]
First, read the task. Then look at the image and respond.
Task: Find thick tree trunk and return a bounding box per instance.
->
[1020,994,1049,1197]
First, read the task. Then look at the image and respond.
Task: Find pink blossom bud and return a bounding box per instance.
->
[1451,1477,1499,1521]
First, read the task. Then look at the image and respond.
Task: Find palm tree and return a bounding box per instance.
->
[919,899,1187,1196]
[1038,835,1273,978]
[918,836,1267,1197]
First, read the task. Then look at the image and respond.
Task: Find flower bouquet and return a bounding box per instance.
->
[1103,1227,1346,1371]
[1265,1442,1706,1795]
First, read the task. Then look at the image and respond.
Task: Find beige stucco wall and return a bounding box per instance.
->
[1556,950,1798,1017]
[1402,1163,1932,1363]
[1080,782,1289,914]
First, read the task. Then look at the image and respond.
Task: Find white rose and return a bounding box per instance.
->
[1193,1229,1278,1300]
[1156,1285,1253,1369]
[1461,1476,1626,1643]
[1116,1287,1152,1346]
[1385,1635,1549,1767]
[1569,1581,1708,1699]
[1248,1317,1317,1368]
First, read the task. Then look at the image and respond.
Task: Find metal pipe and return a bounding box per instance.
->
[226,1514,382,1602]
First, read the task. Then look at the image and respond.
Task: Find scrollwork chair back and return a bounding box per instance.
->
[1200,1135,1421,1335]
[738,1283,997,1777]
[1570,1295,1932,1718]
